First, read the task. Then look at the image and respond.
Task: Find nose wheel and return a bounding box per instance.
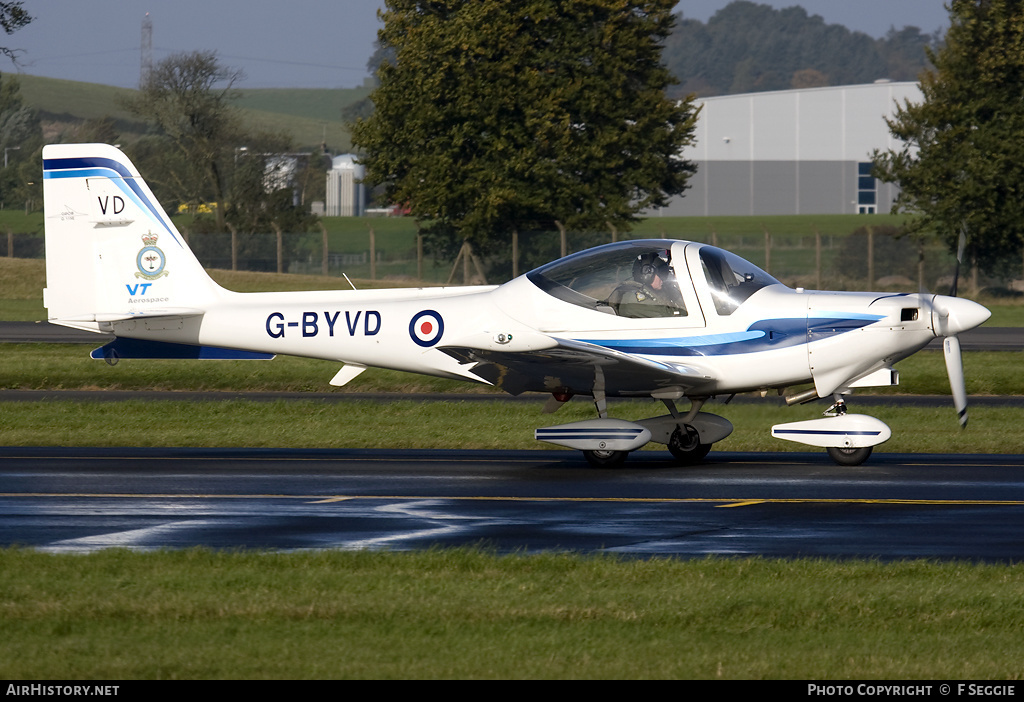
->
[826,445,873,466]
[823,399,873,466]
[773,395,889,466]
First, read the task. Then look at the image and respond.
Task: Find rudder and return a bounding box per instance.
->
[42,143,222,330]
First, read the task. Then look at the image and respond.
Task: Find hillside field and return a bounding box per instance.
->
[16,73,366,151]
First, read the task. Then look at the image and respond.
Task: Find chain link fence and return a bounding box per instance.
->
[7,221,1017,294]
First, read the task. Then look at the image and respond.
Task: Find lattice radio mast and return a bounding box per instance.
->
[140,13,153,87]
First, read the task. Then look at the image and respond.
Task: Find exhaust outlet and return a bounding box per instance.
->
[784,388,820,406]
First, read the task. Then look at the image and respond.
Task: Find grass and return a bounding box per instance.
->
[0,398,1019,454]
[0,349,1019,680]
[1,549,1023,679]
[16,74,145,133]
[9,75,1024,681]
[0,343,481,393]
[987,304,1024,326]
[234,86,372,125]
[0,256,44,301]
[0,340,1021,395]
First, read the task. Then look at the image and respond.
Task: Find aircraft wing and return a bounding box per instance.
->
[437,334,717,397]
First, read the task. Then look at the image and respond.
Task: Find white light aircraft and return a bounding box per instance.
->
[42,144,991,467]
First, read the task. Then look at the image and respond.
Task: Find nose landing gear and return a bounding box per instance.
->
[772,395,890,466]
[582,449,629,468]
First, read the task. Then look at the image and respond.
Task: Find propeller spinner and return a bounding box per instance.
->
[930,294,990,428]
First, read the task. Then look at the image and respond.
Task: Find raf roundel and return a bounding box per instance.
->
[409,310,444,347]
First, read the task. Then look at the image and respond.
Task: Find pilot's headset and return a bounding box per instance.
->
[632,252,668,285]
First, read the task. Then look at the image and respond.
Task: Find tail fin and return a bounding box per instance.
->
[42,143,223,330]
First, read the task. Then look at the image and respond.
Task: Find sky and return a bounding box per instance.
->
[6,1,951,90]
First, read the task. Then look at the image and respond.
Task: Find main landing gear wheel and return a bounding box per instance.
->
[582,449,629,468]
[668,425,712,465]
[826,446,873,466]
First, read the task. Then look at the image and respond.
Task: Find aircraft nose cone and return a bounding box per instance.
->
[932,295,991,337]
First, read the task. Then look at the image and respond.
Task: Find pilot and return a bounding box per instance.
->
[608,252,680,318]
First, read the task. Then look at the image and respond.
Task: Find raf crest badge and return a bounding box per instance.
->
[135,232,168,280]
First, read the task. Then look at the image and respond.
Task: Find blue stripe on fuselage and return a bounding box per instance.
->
[579,315,882,357]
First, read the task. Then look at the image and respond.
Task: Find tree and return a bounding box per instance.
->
[122,50,316,271]
[878,26,941,82]
[341,40,396,124]
[872,0,1024,275]
[0,3,35,207]
[224,132,317,235]
[187,137,319,272]
[121,51,246,232]
[351,0,699,255]
[662,1,935,97]
[0,2,31,63]
[71,116,120,145]
[0,71,41,208]
[0,72,38,155]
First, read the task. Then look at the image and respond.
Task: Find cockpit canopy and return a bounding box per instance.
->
[526,240,686,319]
[526,239,780,319]
[697,245,780,315]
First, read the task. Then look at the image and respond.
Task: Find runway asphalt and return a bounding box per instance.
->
[2,446,1023,560]
[2,322,1021,559]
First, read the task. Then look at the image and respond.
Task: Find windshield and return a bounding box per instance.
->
[698,246,780,315]
[526,240,688,319]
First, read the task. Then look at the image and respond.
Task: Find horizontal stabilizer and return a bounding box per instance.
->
[53,308,205,324]
[91,338,274,360]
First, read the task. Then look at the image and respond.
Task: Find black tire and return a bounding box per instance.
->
[826,445,873,466]
[582,449,628,468]
[668,425,712,465]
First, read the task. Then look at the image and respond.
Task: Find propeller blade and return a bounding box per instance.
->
[943,335,968,429]
[933,298,950,337]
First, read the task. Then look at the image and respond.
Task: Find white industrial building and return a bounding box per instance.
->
[652,81,922,217]
[325,154,366,216]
